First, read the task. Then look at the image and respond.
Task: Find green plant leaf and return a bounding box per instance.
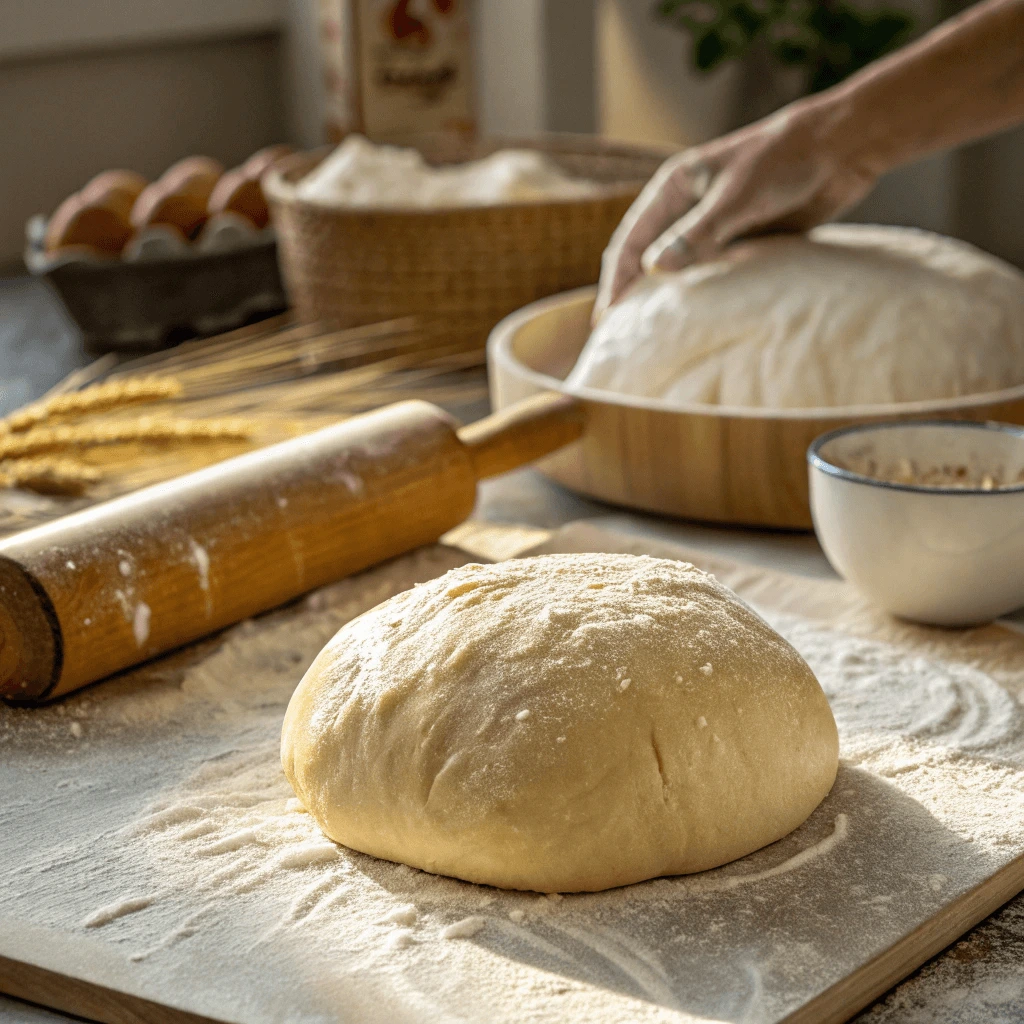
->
[863,11,914,53]
[773,38,812,64]
[730,1,767,39]
[655,0,914,91]
[806,4,842,39]
[694,26,731,69]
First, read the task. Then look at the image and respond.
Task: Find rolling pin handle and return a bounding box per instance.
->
[457,392,584,481]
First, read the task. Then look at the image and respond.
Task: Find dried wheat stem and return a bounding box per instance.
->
[1,376,183,434]
[0,417,253,460]
[0,458,102,496]
[107,318,415,380]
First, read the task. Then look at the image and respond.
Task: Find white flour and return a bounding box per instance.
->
[296,135,603,209]
[3,537,1024,1023]
[857,895,1024,1024]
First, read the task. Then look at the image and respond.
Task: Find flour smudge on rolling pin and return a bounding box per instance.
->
[189,539,211,593]
[133,602,151,646]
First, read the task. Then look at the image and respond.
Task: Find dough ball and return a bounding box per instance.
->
[281,554,838,892]
[569,224,1024,409]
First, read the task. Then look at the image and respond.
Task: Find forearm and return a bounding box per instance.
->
[799,0,1024,176]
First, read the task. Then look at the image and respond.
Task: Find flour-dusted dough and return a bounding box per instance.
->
[568,224,1024,409]
[281,554,838,892]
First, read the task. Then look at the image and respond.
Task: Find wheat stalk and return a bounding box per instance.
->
[0,417,253,460]
[0,315,488,527]
[0,376,183,434]
[0,458,102,496]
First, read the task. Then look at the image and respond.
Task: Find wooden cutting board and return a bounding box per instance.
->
[2,521,1023,1024]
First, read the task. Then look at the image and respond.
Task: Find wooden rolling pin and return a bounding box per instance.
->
[0,394,582,705]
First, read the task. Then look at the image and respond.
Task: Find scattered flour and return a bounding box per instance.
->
[384,929,415,951]
[440,917,487,940]
[384,905,418,928]
[856,896,1024,1023]
[682,815,849,895]
[81,896,154,929]
[133,602,151,646]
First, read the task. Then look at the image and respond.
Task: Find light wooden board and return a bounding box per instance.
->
[2,521,1024,1024]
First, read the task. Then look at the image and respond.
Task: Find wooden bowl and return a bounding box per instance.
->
[263,134,670,348]
[488,287,1024,529]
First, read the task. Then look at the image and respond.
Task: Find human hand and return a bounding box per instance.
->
[593,100,879,320]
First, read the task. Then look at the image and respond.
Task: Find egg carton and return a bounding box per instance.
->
[24,214,287,353]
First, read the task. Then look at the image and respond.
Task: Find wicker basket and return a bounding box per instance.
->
[263,134,670,348]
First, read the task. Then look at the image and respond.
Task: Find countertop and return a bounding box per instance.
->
[1,277,1022,1024]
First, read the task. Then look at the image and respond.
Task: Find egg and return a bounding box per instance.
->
[44,192,134,256]
[242,143,294,180]
[77,184,136,227]
[206,169,270,228]
[131,155,224,237]
[161,155,225,186]
[207,170,268,229]
[207,145,293,229]
[80,169,149,206]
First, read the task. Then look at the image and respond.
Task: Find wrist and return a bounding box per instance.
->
[788,90,891,180]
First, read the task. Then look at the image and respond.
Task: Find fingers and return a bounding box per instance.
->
[640,157,790,274]
[592,152,708,321]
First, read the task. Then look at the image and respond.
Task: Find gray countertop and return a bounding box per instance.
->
[1,278,1022,1024]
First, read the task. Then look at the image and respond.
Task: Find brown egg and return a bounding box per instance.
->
[132,156,224,237]
[45,192,134,256]
[207,169,269,228]
[78,184,135,226]
[207,147,293,229]
[162,155,225,187]
[241,144,294,180]
[80,169,149,206]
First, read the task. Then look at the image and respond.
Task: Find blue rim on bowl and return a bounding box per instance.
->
[807,419,1024,496]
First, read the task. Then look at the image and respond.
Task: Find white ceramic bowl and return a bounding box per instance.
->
[808,421,1024,625]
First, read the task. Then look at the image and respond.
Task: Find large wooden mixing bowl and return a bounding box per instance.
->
[488,287,1024,529]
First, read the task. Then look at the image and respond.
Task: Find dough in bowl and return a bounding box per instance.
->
[568,224,1024,409]
[281,553,839,892]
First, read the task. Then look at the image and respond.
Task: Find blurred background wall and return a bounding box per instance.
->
[1,0,1021,269]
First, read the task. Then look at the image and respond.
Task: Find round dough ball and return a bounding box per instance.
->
[281,554,838,892]
[569,224,1024,409]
